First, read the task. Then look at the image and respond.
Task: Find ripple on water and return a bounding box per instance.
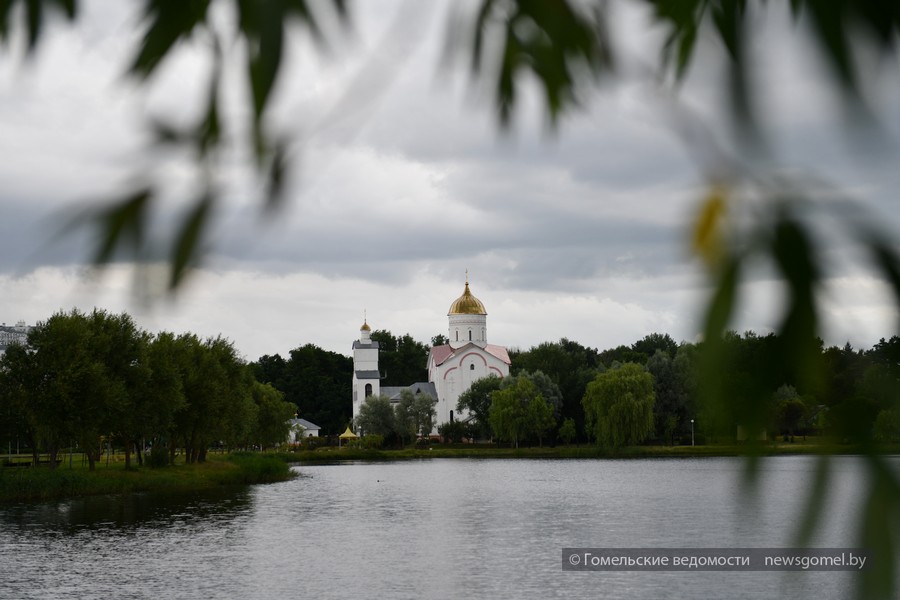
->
[0,456,878,599]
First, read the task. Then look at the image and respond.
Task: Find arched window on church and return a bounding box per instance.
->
[468,329,472,341]
[455,331,458,341]
[470,364,475,370]
[365,383,372,397]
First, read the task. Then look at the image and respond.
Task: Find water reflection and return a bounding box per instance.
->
[0,487,253,532]
[0,457,881,599]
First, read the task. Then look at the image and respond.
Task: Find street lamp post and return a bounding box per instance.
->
[691,419,695,447]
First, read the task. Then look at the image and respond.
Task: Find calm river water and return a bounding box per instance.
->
[0,456,884,599]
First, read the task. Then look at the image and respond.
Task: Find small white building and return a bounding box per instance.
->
[287,418,321,443]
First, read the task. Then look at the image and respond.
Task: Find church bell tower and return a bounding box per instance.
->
[351,316,380,423]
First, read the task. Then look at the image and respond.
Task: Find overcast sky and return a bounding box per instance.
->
[0,1,898,361]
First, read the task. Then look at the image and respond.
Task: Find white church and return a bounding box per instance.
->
[351,278,511,432]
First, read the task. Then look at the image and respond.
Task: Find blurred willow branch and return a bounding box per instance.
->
[2,0,349,291]
[1,0,899,596]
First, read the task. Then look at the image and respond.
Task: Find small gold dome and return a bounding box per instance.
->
[448,282,487,315]
[360,320,371,332]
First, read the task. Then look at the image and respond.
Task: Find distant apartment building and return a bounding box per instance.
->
[0,321,32,354]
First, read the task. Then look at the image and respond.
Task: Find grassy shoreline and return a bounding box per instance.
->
[4,443,895,503]
[0,452,295,504]
[277,441,899,463]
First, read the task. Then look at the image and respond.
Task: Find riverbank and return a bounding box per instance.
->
[279,440,896,463]
[5,442,892,503]
[0,452,295,503]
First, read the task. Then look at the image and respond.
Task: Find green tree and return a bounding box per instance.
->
[703,331,809,441]
[252,354,289,391]
[597,345,646,367]
[817,343,869,410]
[867,338,900,444]
[631,333,678,361]
[456,375,502,439]
[437,420,476,444]
[873,407,900,443]
[252,382,296,449]
[489,385,526,449]
[173,334,254,463]
[371,331,430,386]
[209,337,257,455]
[138,332,188,464]
[395,389,437,443]
[869,337,900,378]
[646,348,696,445]
[526,394,555,447]
[88,310,152,469]
[1,309,152,469]
[773,385,807,440]
[500,370,563,417]
[489,376,548,448]
[355,395,396,438]
[0,342,43,465]
[30,311,101,469]
[252,345,352,436]
[24,309,148,470]
[582,363,655,449]
[558,418,577,446]
[509,338,602,434]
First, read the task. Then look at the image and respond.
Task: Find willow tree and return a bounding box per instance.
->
[488,383,527,449]
[582,363,655,449]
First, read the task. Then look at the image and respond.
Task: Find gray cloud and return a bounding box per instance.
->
[0,0,898,358]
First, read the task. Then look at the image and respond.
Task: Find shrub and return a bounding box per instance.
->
[359,435,384,450]
[227,452,292,482]
[302,436,328,451]
[438,421,473,444]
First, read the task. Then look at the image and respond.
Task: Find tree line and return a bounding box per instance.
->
[491,332,900,447]
[250,329,433,436]
[252,329,899,448]
[353,389,438,447]
[0,309,296,469]
[338,330,898,448]
[5,313,898,462]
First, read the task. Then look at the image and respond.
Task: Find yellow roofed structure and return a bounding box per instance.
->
[339,426,358,448]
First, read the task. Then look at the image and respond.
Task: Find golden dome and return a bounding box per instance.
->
[360,318,371,332]
[448,281,487,315]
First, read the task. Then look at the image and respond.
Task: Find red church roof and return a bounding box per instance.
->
[429,343,511,366]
